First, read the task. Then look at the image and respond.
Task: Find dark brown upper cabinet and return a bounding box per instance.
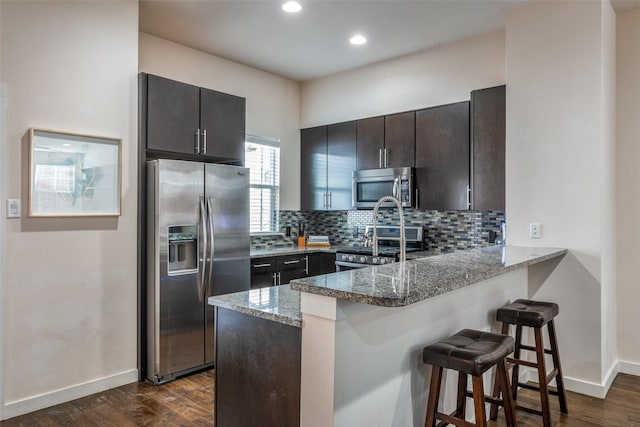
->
[300,121,356,211]
[300,126,328,210]
[327,121,357,210]
[356,113,415,170]
[384,111,416,168]
[142,73,245,165]
[471,85,505,211]
[356,116,384,170]
[415,101,470,211]
[200,88,245,164]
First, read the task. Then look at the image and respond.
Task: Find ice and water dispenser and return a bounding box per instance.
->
[167,225,198,274]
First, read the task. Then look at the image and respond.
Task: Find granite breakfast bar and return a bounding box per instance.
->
[208,245,567,427]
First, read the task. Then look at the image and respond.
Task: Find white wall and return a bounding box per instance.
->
[300,30,505,128]
[505,0,616,393]
[0,0,139,418]
[616,7,640,372]
[138,33,301,210]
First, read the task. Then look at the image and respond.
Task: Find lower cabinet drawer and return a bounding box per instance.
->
[276,255,308,285]
[250,254,311,288]
[251,257,275,289]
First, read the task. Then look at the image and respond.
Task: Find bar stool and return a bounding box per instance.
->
[422,329,517,427]
[490,299,568,427]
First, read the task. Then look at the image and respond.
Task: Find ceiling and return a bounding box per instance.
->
[140,0,640,83]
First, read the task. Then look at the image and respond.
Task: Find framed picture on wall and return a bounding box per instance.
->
[28,128,122,217]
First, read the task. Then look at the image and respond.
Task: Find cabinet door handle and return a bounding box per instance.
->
[466,185,472,210]
[415,188,419,209]
[283,260,300,265]
[379,149,383,169]
[328,192,332,209]
[194,128,201,154]
[202,129,207,154]
[304,255,309,275]
[253,263,272,268]
[384,149,388,168]
[277,272,281,286]
[272,273,277,286]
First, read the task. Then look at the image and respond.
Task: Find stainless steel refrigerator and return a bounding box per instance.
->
[146,158,250,384]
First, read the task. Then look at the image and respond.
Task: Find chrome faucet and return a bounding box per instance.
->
[372,196,406,262]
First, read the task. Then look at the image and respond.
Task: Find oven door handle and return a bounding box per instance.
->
[335,260,370,269]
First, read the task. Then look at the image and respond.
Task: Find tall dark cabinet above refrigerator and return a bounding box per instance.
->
[146,159,250,384]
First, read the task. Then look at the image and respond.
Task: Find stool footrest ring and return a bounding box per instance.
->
[435,411,477,427]
[520,344,553,355]
[515,403,544,417]
[507,357,538,368]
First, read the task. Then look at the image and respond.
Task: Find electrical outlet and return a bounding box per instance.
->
[530,223,542,239]
[6,199,20,218]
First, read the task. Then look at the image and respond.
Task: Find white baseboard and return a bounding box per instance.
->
[522,360,630,399]
[2,369,138,420]
[618,360,640,376]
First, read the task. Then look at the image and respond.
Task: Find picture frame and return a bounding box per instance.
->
[29,128,122,217]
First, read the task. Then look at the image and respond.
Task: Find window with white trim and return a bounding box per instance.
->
[246,135,280,233]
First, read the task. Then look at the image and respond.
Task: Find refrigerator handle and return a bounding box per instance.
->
[199,195,207,302]
[206,196,215,297]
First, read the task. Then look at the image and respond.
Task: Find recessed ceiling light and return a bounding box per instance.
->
[282,1,302,13]
[349,34,367,45]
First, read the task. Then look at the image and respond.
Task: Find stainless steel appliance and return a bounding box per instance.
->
[335,225,423,271]
[146,159,250,384]
[352,167,414,209]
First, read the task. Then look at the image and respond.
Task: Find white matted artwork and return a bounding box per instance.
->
[29,128,122,217]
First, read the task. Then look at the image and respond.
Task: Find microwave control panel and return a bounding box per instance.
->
[400,178,410,203]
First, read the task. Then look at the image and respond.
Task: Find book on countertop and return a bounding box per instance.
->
[306,235,330,246]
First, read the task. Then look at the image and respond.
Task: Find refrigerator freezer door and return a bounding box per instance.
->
[204,163,250,364]
[147,159,205,381]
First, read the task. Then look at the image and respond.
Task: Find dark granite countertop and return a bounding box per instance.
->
[210,245,566,327]
[289,245,567,308]
[208,284,302,328]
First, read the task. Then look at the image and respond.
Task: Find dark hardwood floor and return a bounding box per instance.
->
[489,373,640,426]
[1,371,639,426]
[0,370,215,427]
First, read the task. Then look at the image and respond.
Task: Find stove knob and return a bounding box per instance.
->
[379,258,387,264]
[372,257,379,264]
[341,254,349,261]
[348,255,355,262]
[360,256,367,263]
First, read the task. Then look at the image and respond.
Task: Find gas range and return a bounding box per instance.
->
[334,226,424,271]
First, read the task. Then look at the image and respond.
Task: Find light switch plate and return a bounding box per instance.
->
[6,199,20,218]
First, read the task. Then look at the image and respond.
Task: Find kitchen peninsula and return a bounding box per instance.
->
[209,245,567,426]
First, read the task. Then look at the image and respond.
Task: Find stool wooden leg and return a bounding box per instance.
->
[512,325,523,401]
[472,375,487,427]
[425,366,443,427]
[548,320,568,414]
[534,327,552,427]
[490,322,511,421]
[456,372,468,419]
[497,358,517,427]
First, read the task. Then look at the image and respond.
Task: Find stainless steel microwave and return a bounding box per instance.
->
[352,167,414,209]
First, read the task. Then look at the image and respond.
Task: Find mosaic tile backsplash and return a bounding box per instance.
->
[250,209,505,253]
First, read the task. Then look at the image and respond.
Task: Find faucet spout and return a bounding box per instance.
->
[372,196,406,262]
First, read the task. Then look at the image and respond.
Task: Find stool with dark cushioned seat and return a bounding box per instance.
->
[422,329,517,427]
[490,299,568,427]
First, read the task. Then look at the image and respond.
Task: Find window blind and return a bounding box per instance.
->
[245,135,280,233]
